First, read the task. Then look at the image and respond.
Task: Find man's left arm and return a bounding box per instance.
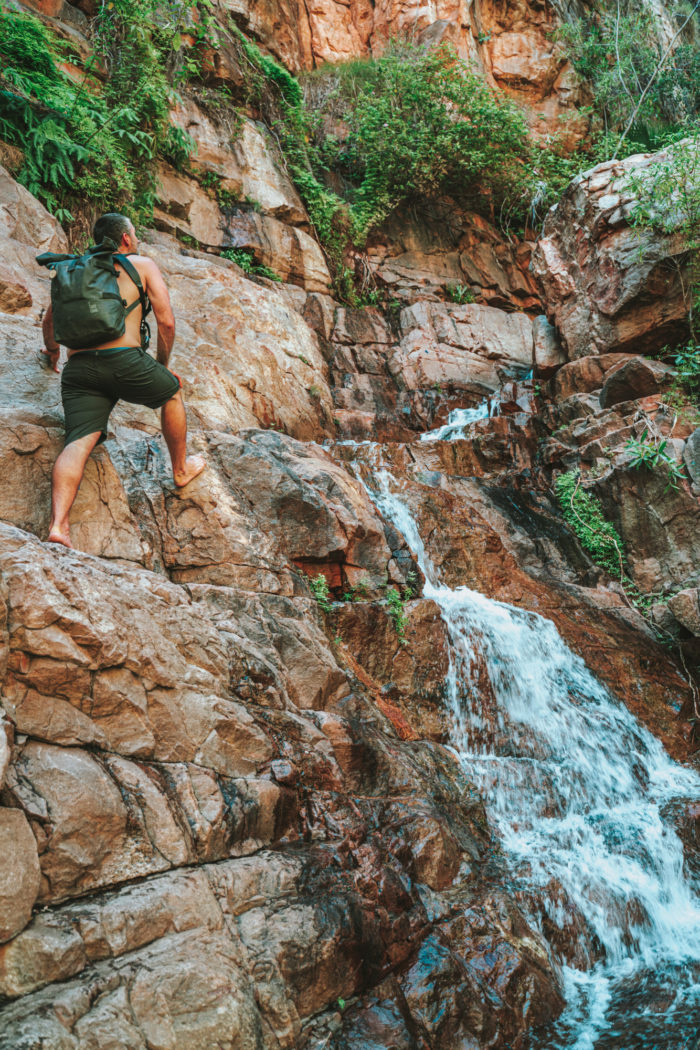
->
[142,259,176,367]
[41,304,61,373]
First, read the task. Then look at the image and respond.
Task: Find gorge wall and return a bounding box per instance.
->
[1,0,699,1047]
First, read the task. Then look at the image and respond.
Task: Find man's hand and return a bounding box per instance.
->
[41,347,60,373]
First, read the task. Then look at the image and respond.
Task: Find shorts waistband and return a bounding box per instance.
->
[69,345,142,358]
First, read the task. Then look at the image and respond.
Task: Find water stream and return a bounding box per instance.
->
[419,401,495,442]
[353,447,700,1049]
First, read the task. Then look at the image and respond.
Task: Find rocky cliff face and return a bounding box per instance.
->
[1,2,699,1048]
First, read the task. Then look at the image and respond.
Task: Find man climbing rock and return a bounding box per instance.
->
[39,212,206,548]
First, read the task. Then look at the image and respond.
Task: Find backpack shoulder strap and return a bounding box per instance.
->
[114,254,151,318]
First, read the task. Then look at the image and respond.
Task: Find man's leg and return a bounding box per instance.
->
[48,431,102,547]
[161,389,206,487]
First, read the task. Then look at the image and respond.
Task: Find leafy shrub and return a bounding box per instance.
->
[0,4,194,223]
[336,42,534,234]
[673,341,700,394]
[557,3,700,141]
[555,471,626,579]
[232,34,553,295]
[625,430,686,490]
[307,573,332,612]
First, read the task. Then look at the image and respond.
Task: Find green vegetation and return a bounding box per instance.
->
[555,471,626,579]
[673,341,700,395]
[628,133,700,336]
[625,430,686,490]
[386,586,409,642]
[307,573,332,612]
[341,576,371,602]
[232,36,574,297]
[221,248,281,281]
[327,43,534,234]
[557,1,700,151]
[446,283,475,305]
[626,132,700,396]
[0,4,193,223]
[4,0,698,306]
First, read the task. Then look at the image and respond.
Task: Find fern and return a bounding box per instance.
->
[0,7,193,224]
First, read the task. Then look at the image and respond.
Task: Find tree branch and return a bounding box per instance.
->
[613,0,700,159]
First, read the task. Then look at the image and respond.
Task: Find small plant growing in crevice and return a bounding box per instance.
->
[342,576,371,602]
[386,586,409,642]
[625,429,686,491]
[307,573,332,612]
[221,247,281,281]
[446,283,475,305]
[356,287,382,307]
[404,568,418,597]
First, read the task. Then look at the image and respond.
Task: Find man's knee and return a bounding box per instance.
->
[163,388,183,408]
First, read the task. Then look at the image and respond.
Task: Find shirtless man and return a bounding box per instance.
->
[42,212,205,548]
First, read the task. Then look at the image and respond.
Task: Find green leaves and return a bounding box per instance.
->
[0,4,197,226]
[341,43,532,235]
[306,573,332,613]
[627,133,700,341]
[555,471,626,580]
[385,586,409,643]
[625,429,687,491]
[557,4,699,140]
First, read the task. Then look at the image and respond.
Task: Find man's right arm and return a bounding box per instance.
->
[143,259,176,366]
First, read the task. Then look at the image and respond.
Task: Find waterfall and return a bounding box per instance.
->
[419,401,495,443]
[359,458,700,1049]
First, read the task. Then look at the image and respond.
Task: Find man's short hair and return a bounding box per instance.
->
[93,213,132,246]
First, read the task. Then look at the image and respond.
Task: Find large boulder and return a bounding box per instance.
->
[395,300,534,395]
[368,200,541,310]
[171,103,307,225]
[598,357,674,409]
[0,165,67,318]
[532,150,693,358]
[0,808,41,943]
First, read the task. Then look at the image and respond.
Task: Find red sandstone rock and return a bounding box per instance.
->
[532,151,693,358]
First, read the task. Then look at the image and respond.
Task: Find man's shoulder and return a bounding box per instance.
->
[119,254,162,285]
[127,254,158,274]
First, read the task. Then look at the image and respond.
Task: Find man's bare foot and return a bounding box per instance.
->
[173,455,206,488]
[47,528,73,548]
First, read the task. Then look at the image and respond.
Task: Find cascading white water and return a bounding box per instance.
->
[419,400,495,443]
[361,460,700,1049]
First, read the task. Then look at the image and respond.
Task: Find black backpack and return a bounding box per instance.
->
[36,238,152,351]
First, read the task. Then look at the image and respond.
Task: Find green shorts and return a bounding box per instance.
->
[61,346,181,446]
